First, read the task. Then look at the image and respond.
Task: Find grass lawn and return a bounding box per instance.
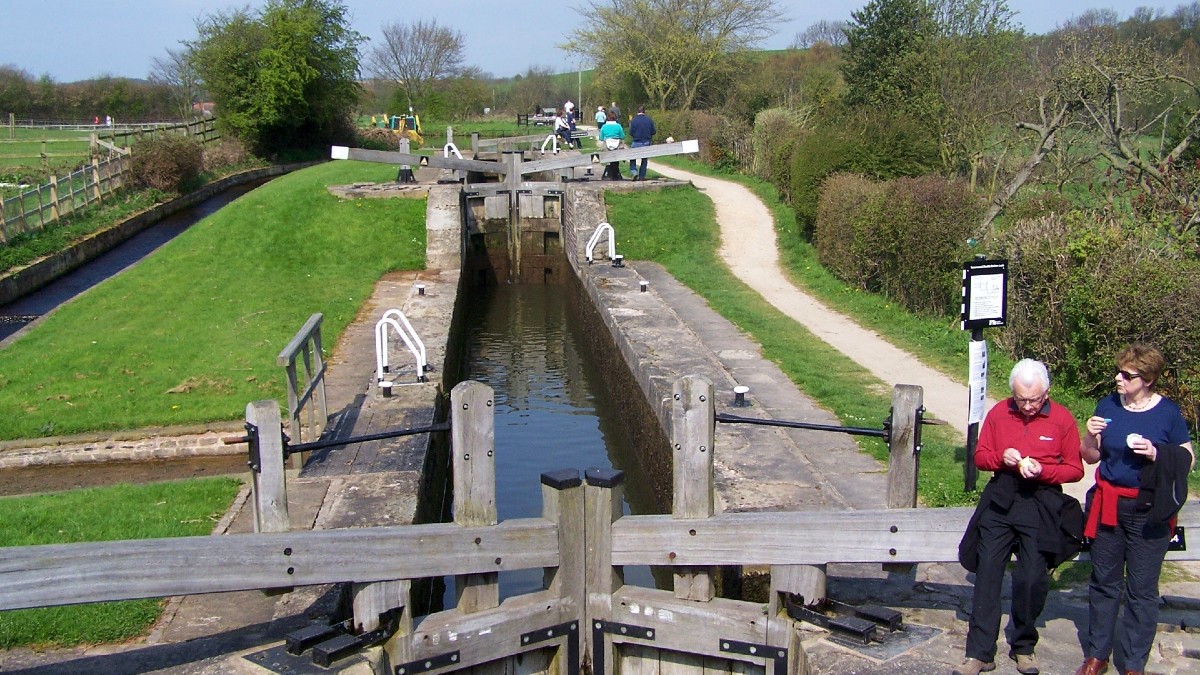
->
[0,477,243,648]
[0,160,426,440]
[606,185,976,507]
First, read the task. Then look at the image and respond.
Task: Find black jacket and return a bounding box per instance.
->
[1136,443,1192,525]
[958,472,1084,572]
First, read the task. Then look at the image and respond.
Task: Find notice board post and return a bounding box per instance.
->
[961,256,1008,492]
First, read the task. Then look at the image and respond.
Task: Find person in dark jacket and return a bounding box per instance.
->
[1074,344,1193,675]
[627,105,655,180]
[954,359,1084,675]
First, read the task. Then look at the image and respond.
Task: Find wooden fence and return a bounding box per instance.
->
[276,313,329,469]
[2,376,1197,674]
[0,118,219,243]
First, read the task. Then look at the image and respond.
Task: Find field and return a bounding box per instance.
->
[0,127,98,170]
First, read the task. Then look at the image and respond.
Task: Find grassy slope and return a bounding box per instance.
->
[0,477,242,648]
[0,160,426,440]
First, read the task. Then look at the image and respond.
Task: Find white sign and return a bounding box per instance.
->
[968,340,989,425]
[968,273,1005,321]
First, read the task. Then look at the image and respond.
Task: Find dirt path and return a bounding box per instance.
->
[648,162,1100,500]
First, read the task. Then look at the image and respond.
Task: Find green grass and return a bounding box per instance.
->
[0,477,243,648]
[0,160,427,440]
[606,185,976,507]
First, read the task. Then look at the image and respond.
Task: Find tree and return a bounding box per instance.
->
[188,0,364,152]
[368,19,465,111]
[791,19,849,48]
[150,48,203,120]
[563,0,784,110]
[841,0,937,110]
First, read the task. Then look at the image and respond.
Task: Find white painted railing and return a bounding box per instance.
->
[375,309,428,385]
[586,222,616,264]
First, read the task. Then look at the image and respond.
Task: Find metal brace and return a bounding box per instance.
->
[520,621,579,675]
[719,638,788,675]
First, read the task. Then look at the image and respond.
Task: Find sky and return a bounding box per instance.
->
[0,1,1178,83]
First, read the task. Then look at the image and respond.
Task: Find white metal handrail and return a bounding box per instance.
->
[540,134,560,154]
[375,309,428,384]
[586,222,616,264]
[443,142,463,159]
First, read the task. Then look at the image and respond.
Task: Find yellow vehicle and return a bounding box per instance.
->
[387,113,423,146]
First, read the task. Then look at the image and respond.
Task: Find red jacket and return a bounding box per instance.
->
[975,398,1084,485]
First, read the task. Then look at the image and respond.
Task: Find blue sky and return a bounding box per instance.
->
[0,1,1171,82]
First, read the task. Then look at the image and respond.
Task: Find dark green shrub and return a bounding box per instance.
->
[875,175,981,315]
[814,172,886,289]
[789,109,938,237]
[130,135,203,193]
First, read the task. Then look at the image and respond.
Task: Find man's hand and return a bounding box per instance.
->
[1018,456,1042,478]
[1002,447,1023,467]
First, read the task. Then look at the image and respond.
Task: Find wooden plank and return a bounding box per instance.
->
[607,586,769,663]
[248,400,289,534]
[671,375,715,602]
[340,147,499,173]
[0,519,557,611]
[620,643,661,674]
[522,140,700,173]
[614,503,1200,566]
[352,579,408,632]
[405,593,577,671]
[453,381,500,613]
[767,565,824,615]
[887,385,923,509]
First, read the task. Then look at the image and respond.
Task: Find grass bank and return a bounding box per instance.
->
[0,160,425,440]
[606,185,975,507]
[0,477,243,648]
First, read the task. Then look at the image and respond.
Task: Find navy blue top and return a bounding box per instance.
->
[1094,393,1191,486]
[629,114,656,144]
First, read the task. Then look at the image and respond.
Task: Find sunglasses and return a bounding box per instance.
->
[1117,369,1143,381]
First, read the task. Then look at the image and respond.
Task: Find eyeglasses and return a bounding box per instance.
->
[1014,394,1047,406]
[1117,369,1143,381]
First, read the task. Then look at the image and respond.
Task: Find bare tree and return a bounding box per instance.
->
[368,19,465,110]
[563,0,785,110]
[150,47,203,119]
[791,19,848,48]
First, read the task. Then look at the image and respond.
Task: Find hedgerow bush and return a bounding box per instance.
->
[201,139,251,172]
[875,176,981,314]
[991,213,1200,428]
[814,173,886,288]
[130,134,203,193]
[356,126,400,151]
[653,109,725,165]
[814,173,980,314]
[750,107,812,180]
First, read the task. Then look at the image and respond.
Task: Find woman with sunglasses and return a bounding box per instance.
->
[1075,344,1194,675]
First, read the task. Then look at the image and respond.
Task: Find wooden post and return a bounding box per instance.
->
[7,112,13,140]
[584,468,624,674]
[247,400,289,533]
[352,579,409,633]
[471,132,480,152]
[671,375,716,602]
[91,155,102,202]
[887,384,923,509]
[541,469,585,601]
[49,175,59,224]
[452,380,498,613]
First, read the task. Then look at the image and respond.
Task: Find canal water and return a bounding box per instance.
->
[459,282,660,597]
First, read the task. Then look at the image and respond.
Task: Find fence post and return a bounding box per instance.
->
[887,384,923,509]
[584,467,623,675]
[451,380,498,613]
[49,175,59,224]
[541,469,585,602]
[247,400,289,534]
[91,155,102,202]
[0,197,7,244]
[671,375,716,602]
[7,112,12,139]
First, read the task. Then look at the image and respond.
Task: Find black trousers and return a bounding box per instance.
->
[965,495,1050,661]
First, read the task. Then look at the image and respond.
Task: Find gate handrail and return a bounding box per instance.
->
[375,309,428,383]
[586,222,615,264]
[276,313,328,449]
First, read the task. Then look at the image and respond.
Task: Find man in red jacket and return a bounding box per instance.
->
[954,359,1084,675]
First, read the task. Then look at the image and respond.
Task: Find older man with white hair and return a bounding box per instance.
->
[954,359,1085,675]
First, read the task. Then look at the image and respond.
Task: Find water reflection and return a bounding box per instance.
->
[459,283,658,599]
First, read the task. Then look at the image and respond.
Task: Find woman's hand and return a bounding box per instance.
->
[1086,416,1109,436]
[1131,436,1158,461]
